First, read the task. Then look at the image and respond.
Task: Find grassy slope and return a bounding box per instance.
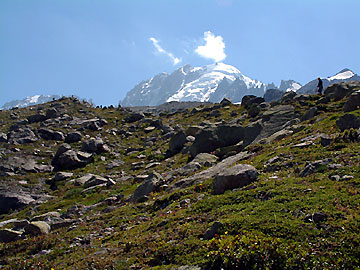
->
[0,96,359,270]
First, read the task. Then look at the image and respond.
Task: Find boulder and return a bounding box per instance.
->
[51,172,74,182]
[192,153,218,167]
[45,108,58,118]
[7,127,38,144]
[24,221,51,236]
[301,107,318,122]
[27,113,47,123]
[124,112,144,123]
[264,89,284,102]
[169,131,187,154]
[189,123,262,158]
[263,129,293,144]
[281,91,297,102]
[203,221,223,240]
[344,90,360,112]
[0,156,53,174]
[52,144,93,170]
[82,137,110,154]
[304,212,328,223]
[241,95,265,108]
[336,114,360,131]
[185,126,203,137]
[213,164,258,195]
[130,173,163,203]
[220,97,232,106]
[65,131,82,143]
[82,175,115,188]
[0,229,22,243]
[0,191,35,214]
[324,81,360,101]
[38,128,65,141]
[0,132,7,143]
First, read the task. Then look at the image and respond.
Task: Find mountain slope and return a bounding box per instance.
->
[1,95,61,110]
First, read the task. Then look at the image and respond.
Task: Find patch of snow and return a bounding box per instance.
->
[328,70,355,81]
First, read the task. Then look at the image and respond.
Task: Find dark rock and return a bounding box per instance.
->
[83,175,115,188]
[336,114,360,131]
[65,131,82,143]
[45,108,58,118]
[263,88,284,102]
[203,221,223,240]
[304,212,328,223]
[324,81,360,101]
[27,113,47,123]
[130,173,163,203]
[0,132,7,143]
[82,138,110,154]
[320,134,332,146]
[124,112,145,123]
[189,123,262,158]
[50,172,74,183]
[241,95,265,108]
[220,97,232,106]
[0,156,53,175]
[24,221,51,236]
[213,164,259,195]
[344,90,360,112]
[52,144,93,170]
[281,91,297,102]
[38,128,65,141]
[185,126,203,137]
[299,158,332,177]
[168,131,187,154]
[301,107,318,121]
[0,229,22,243]
[7,127,38,144]
[0,191,35,214]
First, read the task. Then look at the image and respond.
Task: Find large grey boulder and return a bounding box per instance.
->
[336,114,360,131]
[82,137,110,154]
[124,112,144,123]
[324,81,360,101]
[213,164,258,195]
[189,123,262,158]
[7,127,38,144]
[0,156,53,175]
[0,191,35,214]
[52,144,93,170]
[38,128,65,141]
[344,90,360,112]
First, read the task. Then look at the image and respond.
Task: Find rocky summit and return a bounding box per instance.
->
[0,85,360,269]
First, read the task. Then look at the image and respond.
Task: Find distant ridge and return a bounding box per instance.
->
[1,95,61,110]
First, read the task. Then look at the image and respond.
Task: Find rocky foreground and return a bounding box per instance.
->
[0,82,360,269]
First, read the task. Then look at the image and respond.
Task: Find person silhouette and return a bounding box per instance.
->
[317,77,323,95]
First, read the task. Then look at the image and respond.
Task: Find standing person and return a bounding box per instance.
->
[317,77,323,95]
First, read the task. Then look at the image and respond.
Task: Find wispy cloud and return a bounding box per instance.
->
[149,37,181,65]
[195,31,226,62]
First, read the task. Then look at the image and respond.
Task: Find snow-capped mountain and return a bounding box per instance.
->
[122,63,278,106]
[297,68,360,94]
[279,80,302,92]
[1,95,61,110]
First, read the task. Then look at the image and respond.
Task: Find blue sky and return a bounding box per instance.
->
[1,0,359,106]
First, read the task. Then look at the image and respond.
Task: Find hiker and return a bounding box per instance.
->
[317,77,323,95]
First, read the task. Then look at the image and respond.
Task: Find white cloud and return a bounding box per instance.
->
[195,31,226,62]
[149,37,181,65]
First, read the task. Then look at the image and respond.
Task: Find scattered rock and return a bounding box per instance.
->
[0,132,7,143]
[320,134,332,146]
[24,221,51,236]
[82,137,110,154]
[301,107,318,121]
[0,191,35,214]
[324,81,360,101]
[7,127,38,144]
[344,90,360,112]
[52,144,93,170]
[336,114,360,131]
[304,212,328,223]
[168,131,187,155]
[124,112,144,123]
[38,128,65,141]
[203,221,223,240]
[130,173,163,203]
[65,131,82,143]
[0,229,23,243]
[220,97,232,106]
[27,113,47,123]
[213,164,259,195]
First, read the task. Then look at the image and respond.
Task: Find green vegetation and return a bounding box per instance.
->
[0,94,359,269]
